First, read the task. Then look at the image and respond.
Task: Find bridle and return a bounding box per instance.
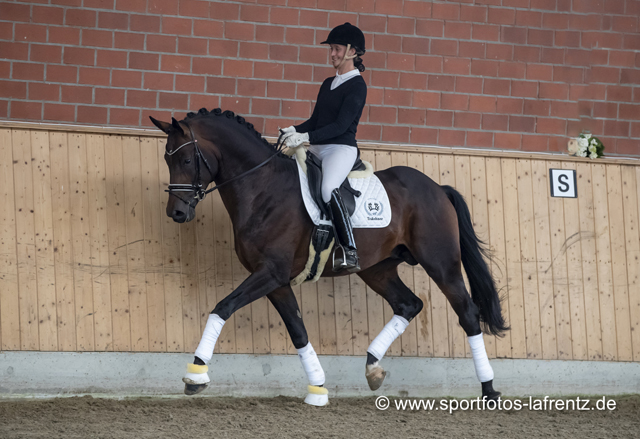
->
[165,121,283,208]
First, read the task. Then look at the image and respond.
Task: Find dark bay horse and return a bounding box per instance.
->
[150,108,508,405]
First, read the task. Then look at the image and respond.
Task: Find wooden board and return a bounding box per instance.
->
[631,167,640,361]
[349,271,369,356]
[333,275,353,355]
[0,129,20,350]
[317,277,337,355]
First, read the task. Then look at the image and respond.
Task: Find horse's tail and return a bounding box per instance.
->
[441,185,509,337]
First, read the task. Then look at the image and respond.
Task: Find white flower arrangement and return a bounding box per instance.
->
[567,132,605,159]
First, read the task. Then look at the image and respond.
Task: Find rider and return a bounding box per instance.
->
[281,22,367,273]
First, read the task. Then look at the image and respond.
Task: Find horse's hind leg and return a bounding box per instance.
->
[357,258,424,390]
[267,286,328,406]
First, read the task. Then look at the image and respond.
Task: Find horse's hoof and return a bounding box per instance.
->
[481,380,501,401]
[183,381,208,395]
[304,385,329,406]
[365,362,386,391]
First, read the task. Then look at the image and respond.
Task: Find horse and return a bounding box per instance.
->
[150,108,508,406]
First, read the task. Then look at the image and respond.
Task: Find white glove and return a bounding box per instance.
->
[283,132,309,149]
[280,125,296,135]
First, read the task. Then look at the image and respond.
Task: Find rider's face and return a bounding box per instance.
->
[329,44,355,69]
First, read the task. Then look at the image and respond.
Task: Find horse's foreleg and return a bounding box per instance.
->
[182,268,287,395]
[267,286,328,406]
[357,260,424,391]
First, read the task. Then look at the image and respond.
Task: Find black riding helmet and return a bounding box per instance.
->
[321,22,366,55]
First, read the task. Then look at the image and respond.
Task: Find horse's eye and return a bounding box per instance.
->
[184,159,191,165]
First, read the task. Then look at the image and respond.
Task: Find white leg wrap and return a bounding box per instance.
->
[194,313,225,364]
[297,342,325,386]
[367,315,409,361]
[468,333,494,382]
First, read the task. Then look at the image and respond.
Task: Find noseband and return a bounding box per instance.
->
[165,121,283,208]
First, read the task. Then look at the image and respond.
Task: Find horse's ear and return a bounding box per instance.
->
[149,116,172,134]
[171,117,184,136]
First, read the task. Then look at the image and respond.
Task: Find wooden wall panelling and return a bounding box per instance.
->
[333,275,353,355]
[318,277,337,355]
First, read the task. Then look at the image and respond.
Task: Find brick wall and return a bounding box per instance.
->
[1,0,639,155]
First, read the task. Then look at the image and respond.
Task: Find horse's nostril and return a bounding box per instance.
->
[172,210,185,218]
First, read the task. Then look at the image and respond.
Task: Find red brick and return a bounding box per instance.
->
[461,4,488,22]
[582,32,623,50]
[0,42,28,61]
[516,10,541,27]
[270,7,299,25]
[458,41,486,59]
[11,101,42,120]
[554,30,580,48]
[283,28,314,46]
[604,120,630,137]
[370,71,398,88]
[585,66,619,83]
[193,20,224,38]
[15,24,47,43]
[509,116,535,132]
[521,134,548,151]
[269,45,297,62]
[0,22,10,41]
[432,3,460,20]
[373,35,401,52]
[148,0,178,15]
[567,14,600,30]
[524,100,550,116]
[52,0,82,6]
[384,89,411,106]
[282,100,311,118]
[415,55,443,73]
[226,22,256,41]
[502,26,526,44]
[526,63,552,81]
[620,104,640,120]
[95,87,124,105]
[79,67,110,86]
[127,90,157,107]
[84,0,114,8]
[569,84,606,100]
[399,72,426,90]
[112,69,141,88]
[144,72,174,90]
[442,57,469,75]
[0,2,30,22]
[624,34,640,51]
[313,66,335,82]
[11,63,43,81]
[296,82,318,100]
[498,62,526,78]
[130,15,161,33]
[117,0,147,12]
[369,106,396,124]
[44,103,75,122]
[484,78,510,96]
[454,112,481,129]
[209,39,238,57]
[129,52,160,70]
[0,80,26,99]
[622,69,640,85]
[472,24,500,42]
[616,139,640,155]
[402,37,430,54]
[413,91,440,108]
[180,0,210,17]
[0,62,8,79]
[357,124,381,141]
[99,12,129,30]
[438,129,465,146]
[609,51,636,68]
[404,0,432,18]
[441,93,468,111]
[176,37,207,56]
[541,48,564,63]
[206,76,236,94]
[237,79,266,97]
[482,114,508,131]
[46,65,78,83]
[363,52,386,69]
[542,12,568,29]
[593,102,618,118]
[267,81,295,99]
[606,86,633,102]
[456,77,483,94]
[497,97,523,114]
[536,118,566,134]
[431,39,458,57]
[388,53,415,72]
[159,92,188,110]
[110,108,140,126]
[416,20,444,37]
[299,9,327,27]
[388,17,415,36]
[488,8,515,25]
[471,60,498,77]
[486,43,513,60]
[410,127,438,145]
[115,32,145,50]
[632,122,640,138]
[174,74,204,92]
[63,47,95,66]
[540,83,569,100]
[28,82,59,101]
[382,126,410,143]
[469,95,496,112]
[95,50,126,69]
[162,17,192,36]
[428,75,454,91]
[445,22,471,39]
[528,29,553,46]
[426,110,453,127]
[252,62,283,80]
[77,106,108,124]
[81,30,113,49]
[397,108,425,125]
[189,58,221,76]
[65,9,96,27]
[467,131,493,147]
[210,1,240,20]
[553,66,583,83]
[494,132,521,149]
[221,59,252,78]
[251,98,279,116]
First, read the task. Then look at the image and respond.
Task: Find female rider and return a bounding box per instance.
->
[281,22,367,273]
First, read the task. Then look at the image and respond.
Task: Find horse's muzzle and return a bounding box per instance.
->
[171,207,195,223]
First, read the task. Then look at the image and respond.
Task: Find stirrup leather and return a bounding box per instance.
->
[329,189,360,272]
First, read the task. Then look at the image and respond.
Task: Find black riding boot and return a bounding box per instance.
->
[328,189,360,273]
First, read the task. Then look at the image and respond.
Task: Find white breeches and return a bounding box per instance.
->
[308,143,358,203]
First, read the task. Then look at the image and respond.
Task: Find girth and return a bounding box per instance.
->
[305,151,364,219]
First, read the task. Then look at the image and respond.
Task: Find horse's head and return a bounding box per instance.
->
[150,116,219,223]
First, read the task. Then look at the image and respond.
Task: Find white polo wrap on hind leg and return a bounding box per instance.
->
[367,315,409,360]
[468,333,494,382]
[194,313,226,363]
[297,342,325,386]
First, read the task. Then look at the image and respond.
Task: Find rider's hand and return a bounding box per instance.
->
[279,125,296,136]
[283,132,309,149]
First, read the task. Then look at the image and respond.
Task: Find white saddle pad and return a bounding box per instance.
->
[294,157,392,228]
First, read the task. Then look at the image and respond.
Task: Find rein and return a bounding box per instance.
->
[165,122,285,207]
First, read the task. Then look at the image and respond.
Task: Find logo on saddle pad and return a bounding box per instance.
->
[365,198,384,220]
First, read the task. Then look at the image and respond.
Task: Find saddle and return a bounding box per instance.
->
[305,151,364,219]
